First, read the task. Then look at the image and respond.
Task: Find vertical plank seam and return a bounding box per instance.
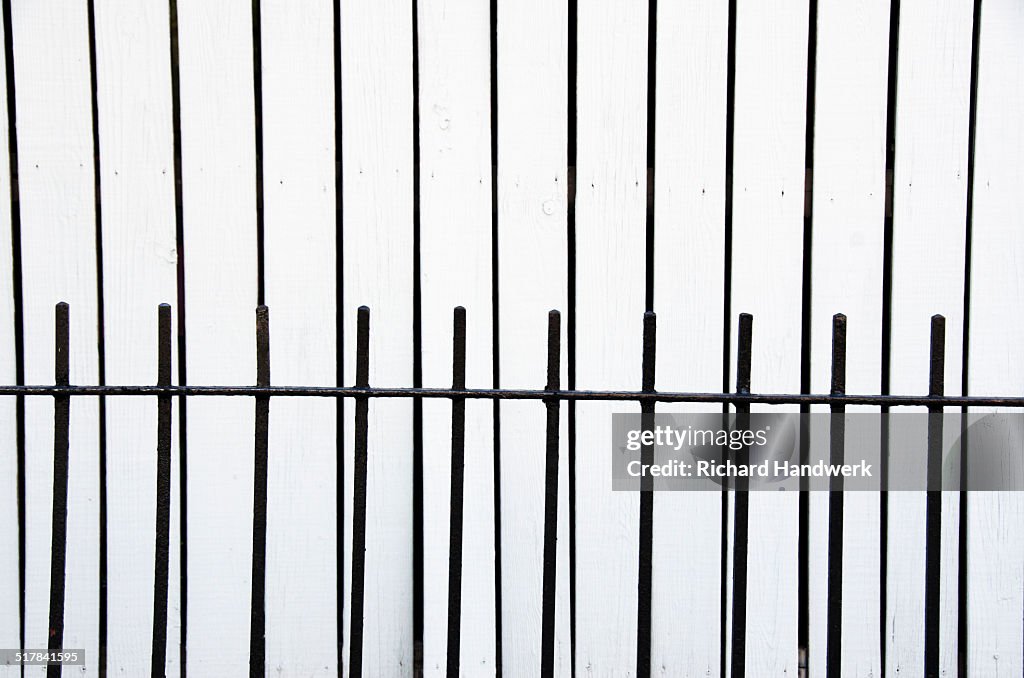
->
[879,4,903,670]
[164,2,188,673]
[797,0,819,669]
[720,3,738,676]
[565,0,578,672]
[957,2,984,673]
[332,0,345,672]
[83,2,109,671]
[0,2,26,674]
[409,0,425,670]
[488,0,503,670]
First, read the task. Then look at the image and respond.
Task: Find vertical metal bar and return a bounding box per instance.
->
[249,305,270,678]
[636,311,656,678]
[925,314,945,677]
[730,312,753,678]
[540,310,561,677]
[446,307,467,677]
[151,304,173,678]
[957,1,983,670]
[825,313,847,675]
[349,306,371,678]
[47,302,71,678]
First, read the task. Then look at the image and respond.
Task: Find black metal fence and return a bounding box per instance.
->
[5,302,1024,678]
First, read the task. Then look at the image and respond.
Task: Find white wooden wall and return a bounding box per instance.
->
[0,0,1022,676]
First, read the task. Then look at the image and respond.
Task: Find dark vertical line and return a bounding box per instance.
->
[0,2,26,675]
[47,302,71,678]
[332,0,345,671]
[249,306,270,678]
[797,0,818,670]
[165,0,187,673]
[924,315,945,678]
[644,0,656,312]
[151,304,173,678]
[565,0,578,672]
[825,314,847,676]
[251,0,265,306]
[410,0,424,670]
[83,2,108,672]
[348,306,370,678]
[880,3,901,672]
[881,0,900,402]
[488,0,502,672]
[730,313,752,678]
[636,311,656,678]
[540,311,561,678]
[446,307,468,677]
[722,0,737,397]
[958,2,982,673]
[720,4,738,676]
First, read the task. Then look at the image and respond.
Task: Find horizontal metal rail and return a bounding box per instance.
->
[9,302,1016,678]
[1,383,1022,407]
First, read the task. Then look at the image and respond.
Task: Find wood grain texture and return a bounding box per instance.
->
[887,1,974,674]
[496,0,570,672]
[808,0,890,674]
[176,0,258,673]
[574,0,647,673]
[417,0,496,674]
[651,0,727,673]
[966,0,1024,673]
[339,0,415,673]
[94,0,180,675]
[260,0,337,674]
[730,0,808,673]
[0,8,17,675]
[10,1,101,673]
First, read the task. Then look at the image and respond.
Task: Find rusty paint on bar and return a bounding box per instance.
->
[731,312,752,678]
[540,310,560,677]
[637,311,656,677]
[826,313,847,675]
[446,307,467,677]
[924,314,945,676]
[151,304,172,678]
[250,306,270,677]
[47,302,71,678]
[349,306,370,678]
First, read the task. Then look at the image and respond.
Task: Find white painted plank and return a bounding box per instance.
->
[260,1,337,674]
[887,1,974,674]
[176,1,257,674]
[93,0,179,674]
[730,0,808,673]
[339,0,415,673]
[808,0,890,675]
[575,0,647,672]
[496,0,570,672]
[0,8,18,676]
[966,0,1024,673]
[651,0,727,673]
[11,1,101,674]
[417,0,495,674]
